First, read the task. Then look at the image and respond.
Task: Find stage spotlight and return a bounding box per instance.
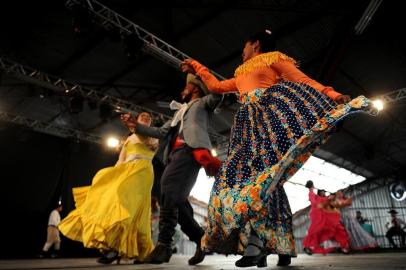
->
[389,181,406,202]
[372,99,384,111]
[106,137,119,148]
[122,33,144,60]
[211,149,218,157]
[69,96,84,114]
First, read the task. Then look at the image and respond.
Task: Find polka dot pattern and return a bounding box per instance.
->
[201,81,374,256]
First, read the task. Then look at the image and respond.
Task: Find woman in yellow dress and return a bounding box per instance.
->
[58,112,157,264]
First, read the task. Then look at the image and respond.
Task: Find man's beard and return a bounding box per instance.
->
[181,92,191,102]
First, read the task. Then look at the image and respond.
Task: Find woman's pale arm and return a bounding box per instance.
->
[115,143,126,166]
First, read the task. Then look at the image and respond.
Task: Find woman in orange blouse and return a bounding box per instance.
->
[181,30,372,267]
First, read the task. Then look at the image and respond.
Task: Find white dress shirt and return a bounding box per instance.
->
[386,217,406,229]
[48,210,61,227]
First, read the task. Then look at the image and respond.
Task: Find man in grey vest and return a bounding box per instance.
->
[121,73,222,265]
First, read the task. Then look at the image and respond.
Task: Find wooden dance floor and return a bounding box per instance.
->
[1,252,405,270]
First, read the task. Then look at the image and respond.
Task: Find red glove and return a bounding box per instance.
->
[192,148,221,177]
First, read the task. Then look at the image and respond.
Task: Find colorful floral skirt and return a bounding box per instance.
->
[201,81,375,256]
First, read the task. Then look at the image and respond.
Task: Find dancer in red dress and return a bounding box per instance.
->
[303,181,350,255]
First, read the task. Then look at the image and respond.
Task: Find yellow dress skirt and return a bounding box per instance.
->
[58,142,154,260]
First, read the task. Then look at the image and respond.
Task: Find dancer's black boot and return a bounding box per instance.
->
[145,208,178,264]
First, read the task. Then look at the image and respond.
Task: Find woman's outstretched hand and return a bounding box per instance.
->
[120,113,137,132]
[180,59,196,74]
[335,95,351,104]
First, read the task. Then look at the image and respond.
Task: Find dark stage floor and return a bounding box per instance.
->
[1,252,406,270]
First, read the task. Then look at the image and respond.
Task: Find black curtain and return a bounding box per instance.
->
[0,124,117,259]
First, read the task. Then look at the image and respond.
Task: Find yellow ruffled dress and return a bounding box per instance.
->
[58,141,155,260]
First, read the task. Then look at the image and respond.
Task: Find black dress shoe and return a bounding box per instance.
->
[97,250,121,264]
[303,247,313,255]
[276,254,291,267]
[144,243,172,264]
[38,250,49,258]
[188,245,206,265]
[235,251,267,268]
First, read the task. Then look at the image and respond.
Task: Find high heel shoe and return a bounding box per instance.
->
[97,250,121,264]
[235,250,267,268]
[276,254,291,266]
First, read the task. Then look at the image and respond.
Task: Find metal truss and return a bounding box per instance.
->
[0,57,171,122]
[354,0,383,35]
[376,87,406,103]
[65,0,225,79]
[0,111,102,144]
[0,57,227,147]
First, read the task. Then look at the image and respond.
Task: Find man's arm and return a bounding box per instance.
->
[135,119,172,139]
[201,93,223,112]
[121,113,172,139]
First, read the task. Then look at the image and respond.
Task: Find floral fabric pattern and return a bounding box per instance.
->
[202,81,375,256]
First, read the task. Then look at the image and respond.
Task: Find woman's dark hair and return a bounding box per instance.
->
[127,111,153,135]
[317,189,326,196]
[246,30,276,52]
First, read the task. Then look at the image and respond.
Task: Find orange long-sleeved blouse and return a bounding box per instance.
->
[190,51,342,100]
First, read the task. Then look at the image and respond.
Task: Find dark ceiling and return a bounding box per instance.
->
[1,0,405,180]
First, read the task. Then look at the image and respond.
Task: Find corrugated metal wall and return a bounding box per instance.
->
[293,178,406,253]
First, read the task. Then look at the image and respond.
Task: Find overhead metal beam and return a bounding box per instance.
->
[376,87,406,103]
[0,57,171,121]
[65,0,225,79]
[318,0,382,83]
[0,57,228,147]
[0,111,102,144]
[354,0,383,35]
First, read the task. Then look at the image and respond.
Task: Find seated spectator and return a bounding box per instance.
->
[385,209,406,248]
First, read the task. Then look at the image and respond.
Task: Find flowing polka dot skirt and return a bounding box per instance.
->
[202,81,376,256]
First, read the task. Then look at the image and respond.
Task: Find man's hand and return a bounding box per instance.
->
[180,59,196,74]
[120,113,137,132]
[192,149,222,177]
[205,157,222,177]
[335,95,351,104]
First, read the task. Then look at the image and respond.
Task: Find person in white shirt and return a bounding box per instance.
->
[385,209,406,248]
[40,205,62,258]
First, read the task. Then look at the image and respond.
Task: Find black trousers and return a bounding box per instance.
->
[386,227,406,247]
[160,145,204,243]
[152,157,164,200]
